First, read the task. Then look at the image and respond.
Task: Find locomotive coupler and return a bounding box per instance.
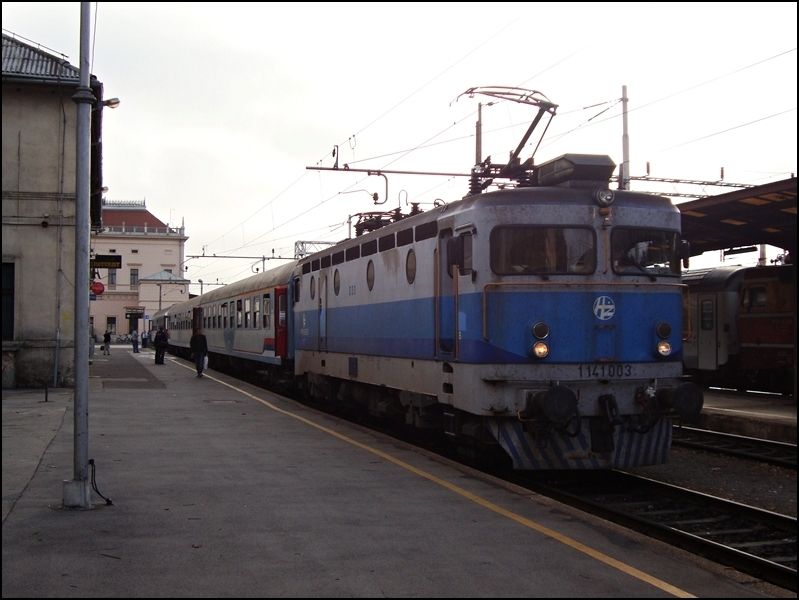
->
[590,394,619,454]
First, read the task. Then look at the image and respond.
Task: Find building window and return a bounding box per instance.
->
[108,268,117,290]
[130,268,139,288]
[131,249,139,254]
[106,316,117,334]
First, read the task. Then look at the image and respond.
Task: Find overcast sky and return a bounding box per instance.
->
[3,2,796,289]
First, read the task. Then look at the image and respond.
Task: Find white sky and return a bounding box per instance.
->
[3,2,797,290]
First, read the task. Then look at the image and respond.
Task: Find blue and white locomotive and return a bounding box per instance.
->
[155,152,702,471]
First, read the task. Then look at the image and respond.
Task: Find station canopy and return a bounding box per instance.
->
[677,177,797,257]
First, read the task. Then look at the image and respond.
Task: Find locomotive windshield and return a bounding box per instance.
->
[490,226,595,275]
[611,228,681,277]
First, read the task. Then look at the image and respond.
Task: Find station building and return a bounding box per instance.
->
[2,33,107,387]
[90,199,189,339]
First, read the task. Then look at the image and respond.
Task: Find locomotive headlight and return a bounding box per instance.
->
[594,188,615,207]
[531,340,550,359]
[656,340,672,356]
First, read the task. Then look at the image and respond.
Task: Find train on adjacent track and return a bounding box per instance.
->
[682,262,795,395]
[154,149,704,471]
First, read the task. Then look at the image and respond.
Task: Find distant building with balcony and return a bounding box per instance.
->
[90,199,188,338]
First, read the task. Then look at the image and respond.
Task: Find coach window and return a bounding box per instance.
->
[253,296,261,328]
[231,301,237,328]
[406,249,416,284]
[221,302,227,328]
[263,293,271,328]
[700,299,714,330]
[310,276,316,300]
[334,269,340,295]
[244,298,251,328]
[367,260,375,291]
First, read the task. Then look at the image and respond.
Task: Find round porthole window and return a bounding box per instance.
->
[334,269,340,296]
[366,260,375,291]
[406,249,416,284]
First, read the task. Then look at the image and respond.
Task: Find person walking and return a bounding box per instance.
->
[131,330,139,353]
[103,330,112,356]
[190,327,209,378]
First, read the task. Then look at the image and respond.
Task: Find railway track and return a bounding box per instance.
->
[672,426,796,469]
[515,470,797,592]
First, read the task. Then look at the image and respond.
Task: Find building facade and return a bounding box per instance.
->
[90,200,189,338]
[2,33,107,387]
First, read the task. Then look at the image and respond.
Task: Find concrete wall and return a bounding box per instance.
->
[2,82,78,387]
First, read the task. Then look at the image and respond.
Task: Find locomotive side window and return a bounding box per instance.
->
[334,269,341,295]
[490,226,595,275]
[446,232,474,277]
[367,260,375,291]
[611,228,680,277]
[310,276,316,300]
[406,249,416,284]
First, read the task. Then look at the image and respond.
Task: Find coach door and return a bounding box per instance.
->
[696,294,719,369]
[436,229,456,357]
[275,287,288,358]
[192,307,203,332]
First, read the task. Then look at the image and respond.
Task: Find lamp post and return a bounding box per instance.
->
[198,279,204,295]
[64,1,93,509]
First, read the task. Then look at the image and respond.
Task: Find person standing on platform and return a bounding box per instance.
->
[103,330,112,356]
[131,330,139,353]
[154,327,167,364]
[190,327,209,378]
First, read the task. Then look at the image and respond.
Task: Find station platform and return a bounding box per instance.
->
[2,346,795,598]
[699,389,796,444]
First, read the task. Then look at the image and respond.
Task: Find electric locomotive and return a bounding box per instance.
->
[295,153,702,469]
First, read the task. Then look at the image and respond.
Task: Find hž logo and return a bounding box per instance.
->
[593,296,615,320]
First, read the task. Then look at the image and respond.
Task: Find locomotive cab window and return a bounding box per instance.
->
[491,226,595,275]
[611,228,680,277]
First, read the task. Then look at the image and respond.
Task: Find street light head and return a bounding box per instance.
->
[102,98,121,109]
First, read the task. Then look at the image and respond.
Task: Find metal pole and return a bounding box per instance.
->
[621,85,630,190]
[63,1,94,509]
